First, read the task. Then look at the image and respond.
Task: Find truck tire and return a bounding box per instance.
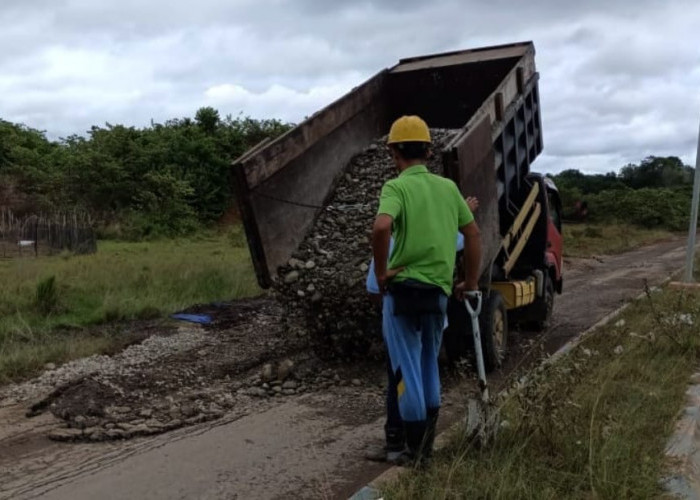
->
[529,273,554,332]
[480,291,508,373]
[442,291,508,372]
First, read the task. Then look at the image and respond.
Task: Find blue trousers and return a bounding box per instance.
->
[382,293,448,422]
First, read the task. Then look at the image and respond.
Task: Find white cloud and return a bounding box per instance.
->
[0,0,698,173]
[202,80,358,122]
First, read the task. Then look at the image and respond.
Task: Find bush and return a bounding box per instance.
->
[1,112,293,242]
[557,184,584,220]
[583,226,603,238]
[551,159,695,231]
[35,276,59,315]
[226,225,247,248]
[586,187,692,231]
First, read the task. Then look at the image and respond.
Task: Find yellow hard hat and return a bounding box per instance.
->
[387,115,431,144]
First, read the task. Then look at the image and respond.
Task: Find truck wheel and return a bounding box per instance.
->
[529,273,554,332]
[480,291,508,373]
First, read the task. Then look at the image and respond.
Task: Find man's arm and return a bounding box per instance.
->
[456,221,482,294]
[372,214,393,291]
[373,182,404,292]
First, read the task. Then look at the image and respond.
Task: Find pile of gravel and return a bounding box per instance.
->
[1,325,208,405]
[13,298,317,442]
[274,130,457,357]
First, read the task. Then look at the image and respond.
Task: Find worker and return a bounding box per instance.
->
[372,115,482,467]
[364,197,479,464]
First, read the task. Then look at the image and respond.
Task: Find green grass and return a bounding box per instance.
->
[384,286,700,499]
[564,223,674,258]
[0,229,259,382]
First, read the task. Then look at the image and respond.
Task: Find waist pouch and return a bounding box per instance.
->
[389,280,444,316]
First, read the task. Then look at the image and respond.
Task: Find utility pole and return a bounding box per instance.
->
[684,119,700,282]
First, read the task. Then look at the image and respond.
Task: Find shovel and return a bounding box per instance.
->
[464,291,499,447]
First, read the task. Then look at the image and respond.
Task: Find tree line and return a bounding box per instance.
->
[550,156,695,230]
[0,107,291,239]
[1,110,693,239]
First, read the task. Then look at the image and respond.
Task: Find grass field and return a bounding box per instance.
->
[0,222,681,384]
[563,223,673,258]
[0,229,259,382]
[384,284,700,499]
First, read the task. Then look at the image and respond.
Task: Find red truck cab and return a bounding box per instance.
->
[507,173,563,330]
[543,175,563,293]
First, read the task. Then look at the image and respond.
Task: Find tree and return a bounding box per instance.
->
[195,107,220,135]
[620,156,693,189]
[552,169,624,194]
[0,110,292,238]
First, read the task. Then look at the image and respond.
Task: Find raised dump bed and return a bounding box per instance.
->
[233,41,543,288]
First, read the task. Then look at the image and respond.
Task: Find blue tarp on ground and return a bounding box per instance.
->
[170,313,212,324]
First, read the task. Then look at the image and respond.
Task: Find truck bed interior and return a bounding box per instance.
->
[233,42,542,287]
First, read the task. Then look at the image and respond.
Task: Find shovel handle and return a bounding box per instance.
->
[464,291,488,390]
[463,290,482,318]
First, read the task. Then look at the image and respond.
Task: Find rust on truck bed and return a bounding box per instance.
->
[233,41,542,288]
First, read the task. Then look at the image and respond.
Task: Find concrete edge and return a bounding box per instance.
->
[348,273,680,500]
[662,373,700,499]
[662,271,700,498]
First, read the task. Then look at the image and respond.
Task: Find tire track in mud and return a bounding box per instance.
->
[2,404,276,499]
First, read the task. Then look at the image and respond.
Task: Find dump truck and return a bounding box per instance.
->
[233,41,563,371]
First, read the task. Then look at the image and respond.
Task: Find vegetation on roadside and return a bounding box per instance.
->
[563,223,673,258]
[0,110,292,239]
[0,229,259,382]
[551,156,695,232]
[385,284,700,499]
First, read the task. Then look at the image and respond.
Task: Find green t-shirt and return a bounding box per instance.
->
[377,165,474,295]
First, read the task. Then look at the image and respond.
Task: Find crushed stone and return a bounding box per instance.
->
[274,130,457,357]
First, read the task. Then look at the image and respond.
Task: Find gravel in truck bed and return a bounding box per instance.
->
[274,130,457,358]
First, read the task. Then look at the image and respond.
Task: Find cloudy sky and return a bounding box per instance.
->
[1,0,699,174]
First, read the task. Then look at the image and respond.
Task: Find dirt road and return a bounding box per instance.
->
[0,237,688,500]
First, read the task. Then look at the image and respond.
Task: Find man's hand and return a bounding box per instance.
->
[377,267,404,293]
[454,280,479,300]
[466,196,479,213]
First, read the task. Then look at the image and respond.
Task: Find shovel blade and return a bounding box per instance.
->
[465,398,500,448]
[465,398,485,443]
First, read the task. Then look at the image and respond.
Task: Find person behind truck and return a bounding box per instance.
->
[372,115,482,467]
[364,197,479,464]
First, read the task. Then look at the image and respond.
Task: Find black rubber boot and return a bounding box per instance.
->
[364,427,405,463]
[364,443,405,463]
[422,407,440,466]
[385,357,404,450]
[395,420,427,468]
[385,426,406,461]
[364,358,406,463]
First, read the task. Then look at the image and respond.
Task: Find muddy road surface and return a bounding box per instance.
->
[0,237,688,500]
